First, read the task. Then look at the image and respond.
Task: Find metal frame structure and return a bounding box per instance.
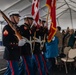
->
[0,0,76,27]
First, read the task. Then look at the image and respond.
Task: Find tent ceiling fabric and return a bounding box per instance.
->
[0,0,76,29]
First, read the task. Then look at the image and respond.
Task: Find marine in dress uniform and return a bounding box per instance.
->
[31,19,47,75]
[2,11,23,75]
[19,15,34,75]
[39,18,49,74]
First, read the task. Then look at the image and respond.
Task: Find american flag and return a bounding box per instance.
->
[31,0,39,25]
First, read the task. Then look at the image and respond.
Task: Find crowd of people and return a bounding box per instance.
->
[2,11,76,75]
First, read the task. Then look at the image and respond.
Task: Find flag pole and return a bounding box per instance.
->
[42,7,49,43]
[46,8,49,26]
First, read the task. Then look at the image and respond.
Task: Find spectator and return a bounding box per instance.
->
[67,29,75,48]
[56,26,63,54]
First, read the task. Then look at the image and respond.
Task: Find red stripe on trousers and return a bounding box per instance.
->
[35,55,42,75]
[9,61,14,75]
[23,56,30,75]
[41,54,48,74]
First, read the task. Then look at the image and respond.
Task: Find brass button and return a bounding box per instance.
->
[13,43,15,44]
[10,43,12,45]
[11,47,13,49]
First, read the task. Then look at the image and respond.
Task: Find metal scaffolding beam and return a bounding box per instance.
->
[64,0,73,28]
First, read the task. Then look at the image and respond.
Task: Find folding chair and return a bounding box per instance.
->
[61,49,76,73]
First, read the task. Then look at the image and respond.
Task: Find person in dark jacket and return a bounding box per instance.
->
[19,15,34,75]
[32,18,47,75]
[2,11,26,75]
[67,29,75,48]
[39,18,48,74]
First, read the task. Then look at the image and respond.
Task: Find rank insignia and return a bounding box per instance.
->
[3,30,8,36]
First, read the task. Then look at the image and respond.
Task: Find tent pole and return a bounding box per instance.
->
[57,18,59,26]
[69,9,73,29]
[57,8,69,18]
[64,0,73,29]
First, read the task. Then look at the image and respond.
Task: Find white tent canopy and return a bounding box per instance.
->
[0,0,76,30]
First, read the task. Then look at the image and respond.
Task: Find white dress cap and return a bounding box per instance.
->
[24,14,33,19]
[8,11,20,17]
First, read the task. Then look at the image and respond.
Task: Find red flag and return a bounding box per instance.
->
[31,0,39,25]
[46,0,52,9]
[46,0,56,42]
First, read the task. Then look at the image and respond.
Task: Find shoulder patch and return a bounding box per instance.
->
[24,26,27,30]
[3,30,8,36]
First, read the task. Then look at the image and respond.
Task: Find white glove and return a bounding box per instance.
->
[75,36,76,38]
[18,39,26,46]
[52,37,55,41]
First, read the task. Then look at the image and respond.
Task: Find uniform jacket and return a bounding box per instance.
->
[20,23,31,40]
[39,26,48,40]
[20,24,32,56]
[31,26,41,54]
[2,25,20,60]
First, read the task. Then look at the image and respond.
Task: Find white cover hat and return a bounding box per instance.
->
[8,11,20,17]
[24,14,33,19]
